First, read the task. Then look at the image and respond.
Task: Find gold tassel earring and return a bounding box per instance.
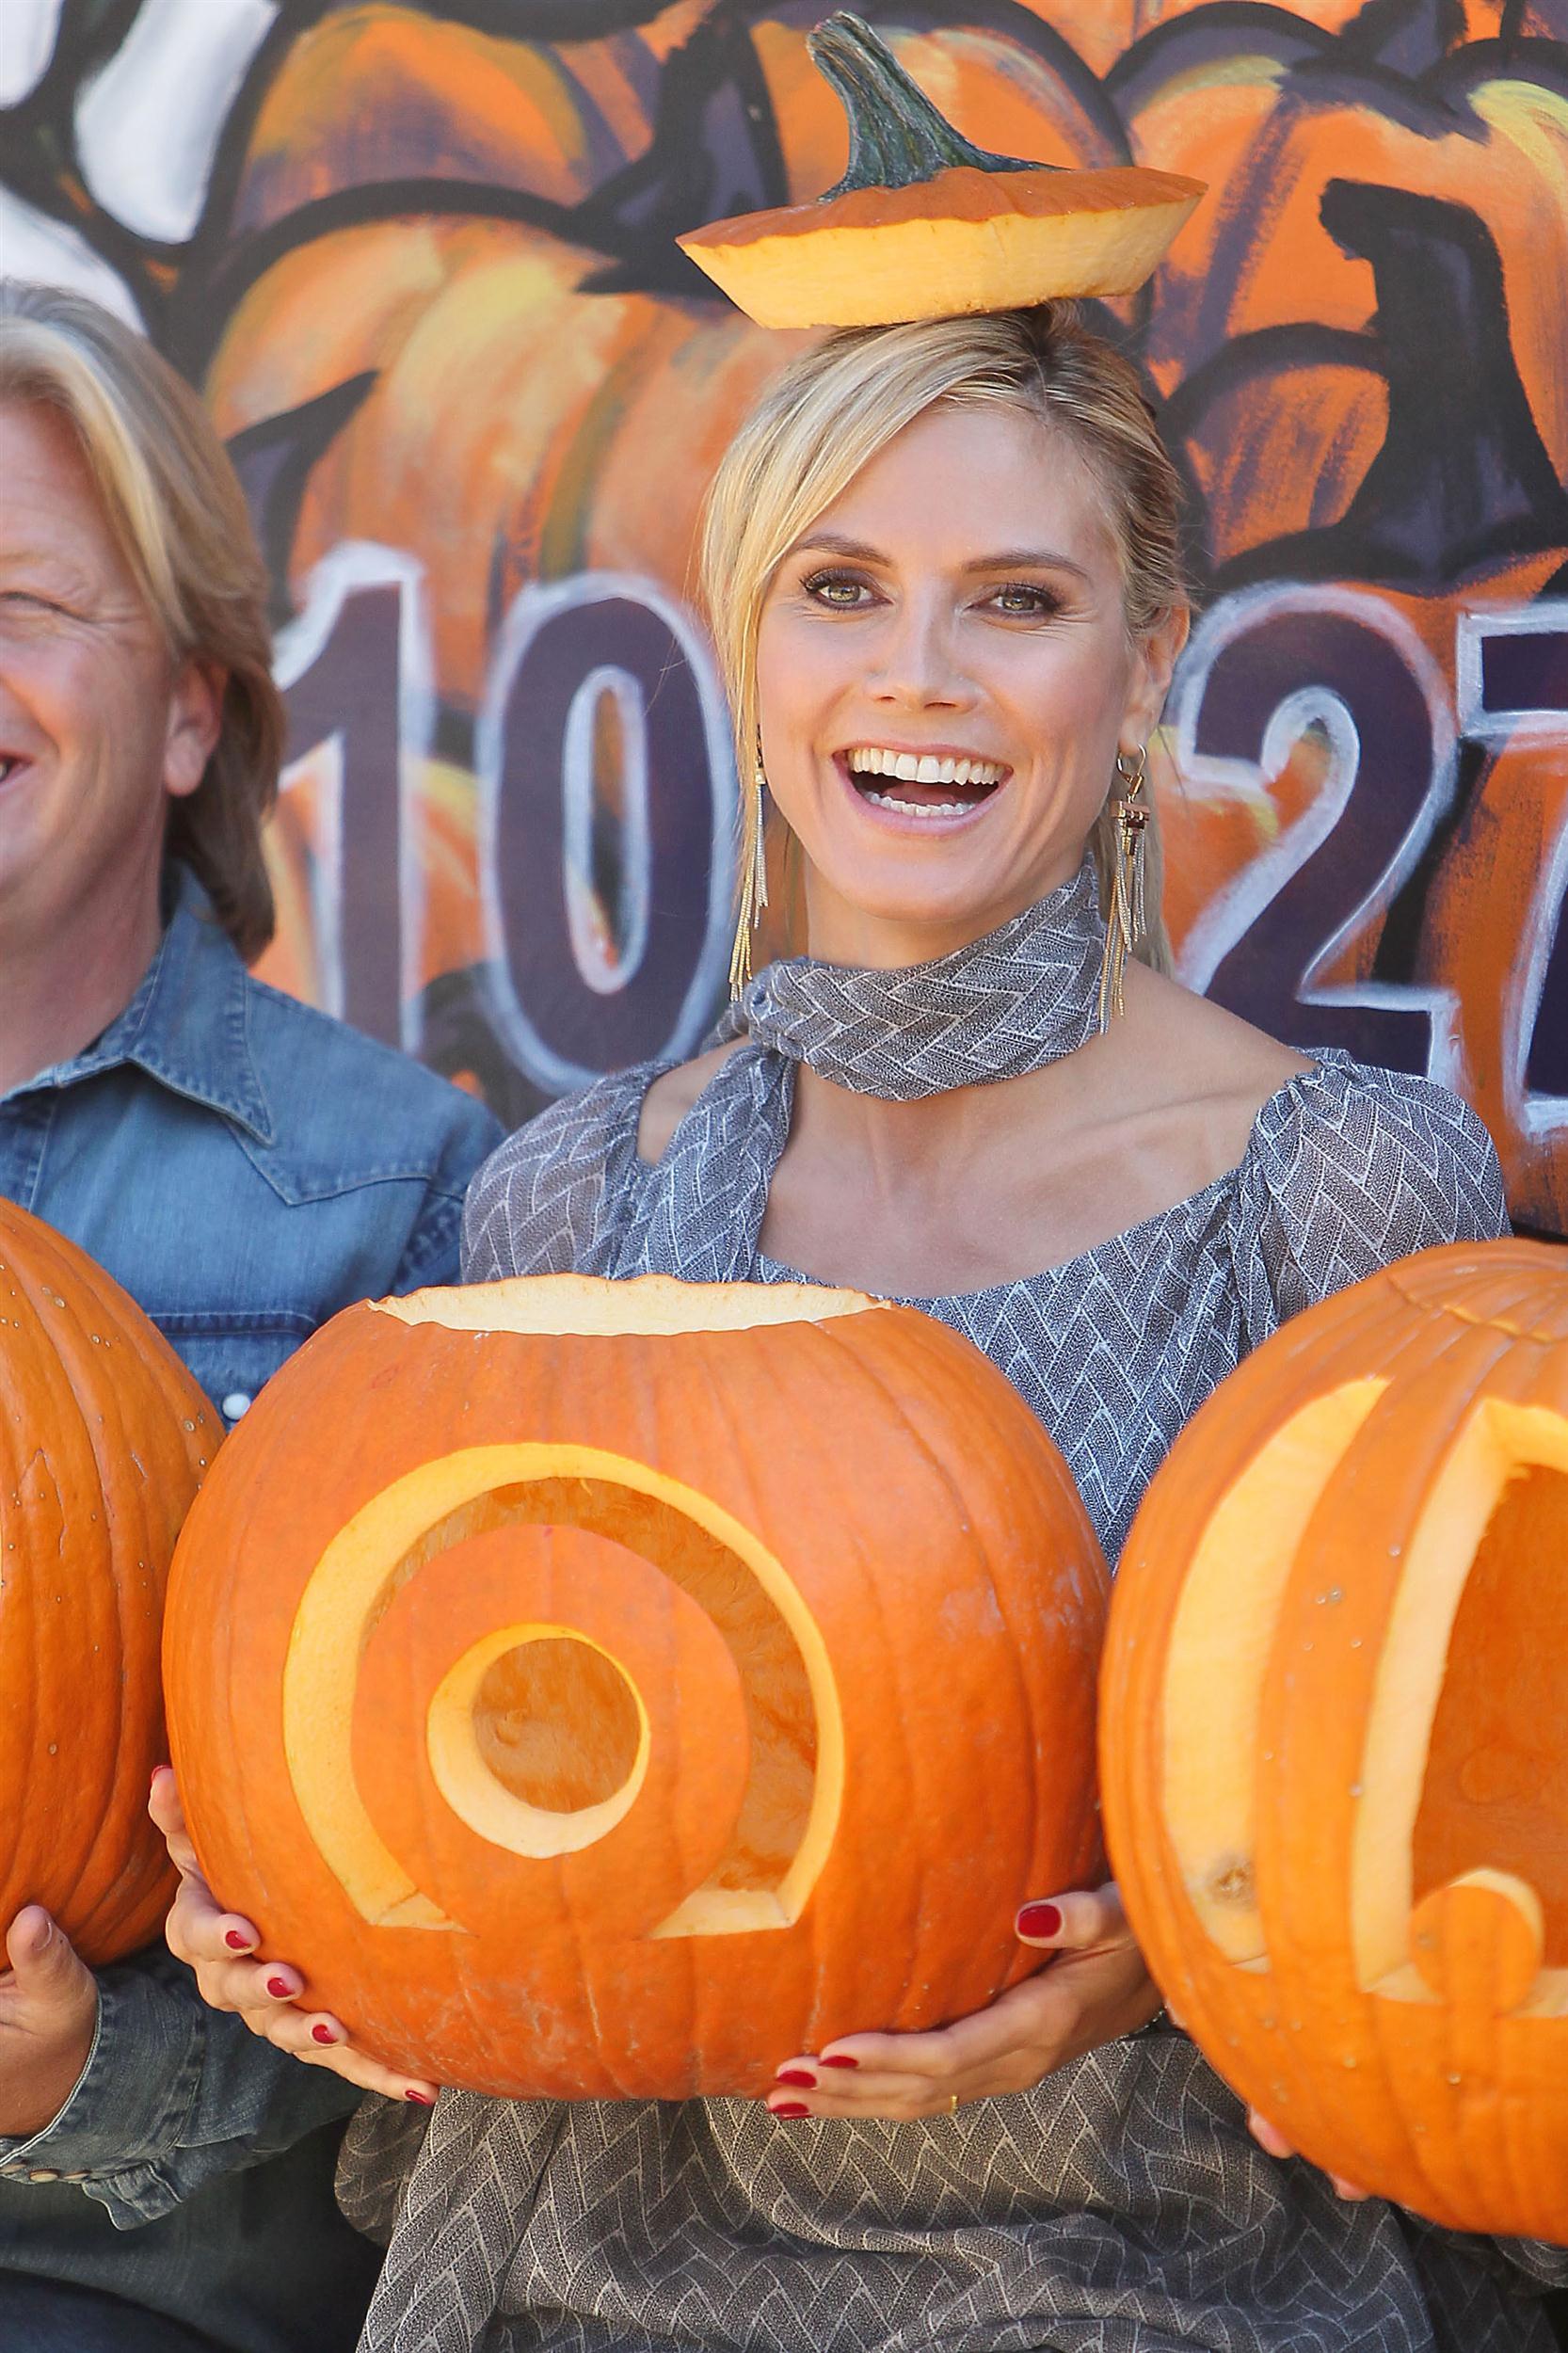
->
[728,733,771,997]
[1097,744,1149,1031]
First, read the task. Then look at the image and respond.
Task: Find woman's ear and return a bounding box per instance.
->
[1122,606,1190,751]
[162,658,228,802]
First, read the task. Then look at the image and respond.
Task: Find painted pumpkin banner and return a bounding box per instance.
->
[162,1273,1109,2096]
[3,0,1566,1225]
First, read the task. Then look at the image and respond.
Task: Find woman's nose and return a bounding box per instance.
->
[865,600,971,708]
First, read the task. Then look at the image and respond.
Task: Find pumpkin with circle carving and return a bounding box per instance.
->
[1100,1237,1568,2237]
[0,1202,219,1961]
[162,1273,1108,2100]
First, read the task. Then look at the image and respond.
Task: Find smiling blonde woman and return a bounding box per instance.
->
[162,303,1566,2352]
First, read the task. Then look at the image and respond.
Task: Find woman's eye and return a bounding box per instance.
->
[803,570,874,610]
[989,584,1060,617]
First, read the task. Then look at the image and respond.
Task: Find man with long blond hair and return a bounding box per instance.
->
[0,282,501,2352]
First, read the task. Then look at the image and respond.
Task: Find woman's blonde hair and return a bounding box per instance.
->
[0,281,282,961]
[697,303,1189,971]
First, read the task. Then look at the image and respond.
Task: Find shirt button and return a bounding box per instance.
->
[221,1392,252,1421]
[27,2168,60,2182]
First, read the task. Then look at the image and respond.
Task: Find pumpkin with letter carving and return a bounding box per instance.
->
[163,1273,1108,2100]
[1101,1237,1568,2237]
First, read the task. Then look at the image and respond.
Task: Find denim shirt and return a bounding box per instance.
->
[0,869,502,2352]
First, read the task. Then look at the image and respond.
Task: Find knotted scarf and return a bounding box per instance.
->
[608,852,1105,1285]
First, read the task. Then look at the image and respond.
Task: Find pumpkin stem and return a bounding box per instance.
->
[808,12,1044,199]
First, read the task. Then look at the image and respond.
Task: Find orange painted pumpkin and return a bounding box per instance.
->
[227,0,712,235]
[164,1273,1109,2099]
[0,1204,219,1961]
[1123,22,1568,471]
[680,14,1200,325]
[1100,1238,1568,2237]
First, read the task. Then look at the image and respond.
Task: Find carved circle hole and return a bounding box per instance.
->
[473,1633,644,1817]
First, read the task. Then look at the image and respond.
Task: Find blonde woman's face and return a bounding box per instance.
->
[754,402,1180,963]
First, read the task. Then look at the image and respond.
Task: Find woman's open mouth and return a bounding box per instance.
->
[839,744,1009,824]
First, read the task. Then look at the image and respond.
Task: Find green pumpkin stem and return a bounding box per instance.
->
[809,12,1044,198]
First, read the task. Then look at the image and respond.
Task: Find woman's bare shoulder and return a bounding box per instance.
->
[1111,966,1314,1177]
[637,1039,749,1165]
[1142,968,1312,1102]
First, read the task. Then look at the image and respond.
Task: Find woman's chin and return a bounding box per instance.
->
[806,856,1041,953]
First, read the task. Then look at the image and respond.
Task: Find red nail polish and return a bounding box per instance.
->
[265,1976,292,1999]
[311,2023,336,2045]
[821,2054,859,2070]
[776,2069,816,2089]
[224,1930,251,1951]
[770,2101,809,2120]
[1016,1901,1063,1939]
[405,2089,435,2106]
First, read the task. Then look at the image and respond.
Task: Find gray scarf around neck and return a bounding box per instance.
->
[608,855,1104,1287]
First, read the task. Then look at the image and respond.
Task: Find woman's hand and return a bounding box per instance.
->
[149,1768,438,2108]
[1246,2108,1368,2201]
[764,1883,1160,2122]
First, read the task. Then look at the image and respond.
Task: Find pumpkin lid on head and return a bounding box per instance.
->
[677,12,1205,329]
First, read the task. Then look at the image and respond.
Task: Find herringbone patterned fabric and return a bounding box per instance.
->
[709,856,1104,1100]
[349,890,1562,2349]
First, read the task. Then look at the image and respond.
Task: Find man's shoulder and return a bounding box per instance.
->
[238,974,503,1203]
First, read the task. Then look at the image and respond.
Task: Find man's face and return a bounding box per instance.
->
[0,398,212,937]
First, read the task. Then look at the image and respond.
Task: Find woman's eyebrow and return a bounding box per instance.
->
[784,532,890,565]
[783,531,1093,584]
[961,547,1094,582]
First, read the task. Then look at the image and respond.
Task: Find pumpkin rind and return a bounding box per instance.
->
[0,1203,218,1962]
[1100,1238,1568,2237]
[164,1272,1109,2100]
[676,12,1202,327]
[679,163,1206,327]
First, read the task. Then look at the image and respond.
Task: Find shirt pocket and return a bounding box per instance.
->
[151,1311,316,1431]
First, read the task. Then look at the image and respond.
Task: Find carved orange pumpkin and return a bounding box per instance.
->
[0,1203,219,1961]
[164,1273,1108,2099]
[1100,1238,1568,2236]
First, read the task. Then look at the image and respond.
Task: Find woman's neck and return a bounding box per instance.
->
[798,856,1083,971]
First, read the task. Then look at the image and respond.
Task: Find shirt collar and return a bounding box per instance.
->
[56,866,276,1144]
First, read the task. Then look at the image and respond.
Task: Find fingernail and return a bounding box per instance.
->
[311,2023,337,2045]
[224,1930,252,1951]
[149,1765,167,1788]
[405,2089,435,2106]
[821,2054,859,2071]
[265,1976,292,1999]
[769,2101,809,2120]
[775,2069,816,2089]
[1016,1901,1063,1939]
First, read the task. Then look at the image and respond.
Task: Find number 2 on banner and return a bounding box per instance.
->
[1169,587,1459,1079]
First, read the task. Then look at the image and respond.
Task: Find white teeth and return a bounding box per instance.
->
[845,748,1005,787]
[866,792,969,818]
